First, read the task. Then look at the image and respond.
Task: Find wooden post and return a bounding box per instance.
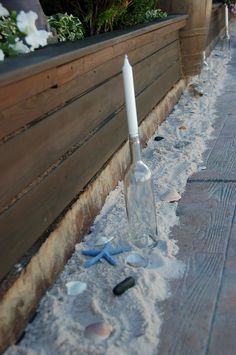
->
[158,0,212,76]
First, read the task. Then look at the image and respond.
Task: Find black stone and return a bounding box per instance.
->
[154,136,164,142]
[113,277,135,296]
[16,331,25,344]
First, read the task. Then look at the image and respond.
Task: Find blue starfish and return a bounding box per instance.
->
[82,243,131,268]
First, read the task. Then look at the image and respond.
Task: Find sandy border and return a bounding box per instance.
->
[0,79,186,353]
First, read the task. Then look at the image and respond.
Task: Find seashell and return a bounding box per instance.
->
[188,83,204,97]
[126,253,148,268]
[179,125,187,131]
[198,165,207,171]
[94,236,114,246]
[66,281,87,296]
[84,322,112,341]
[160,190,181,203]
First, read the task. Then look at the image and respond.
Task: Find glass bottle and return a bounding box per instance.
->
[122,55,158,248]
[199,51,210,84]
[124,135,158,248]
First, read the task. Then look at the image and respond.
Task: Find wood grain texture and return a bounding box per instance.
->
[0,33,179,140]
[173,182,236,254]
[0,68,57,111]
[158,182,236,355]
[0,15,187,87]
[207,214,236,355]
[0,107,126,282]
[0,59,180,281]
[158,252,224,355]
[56,24,181,86]
[206,4,224,49]
[190,137,236,181]
[0,41,179,213]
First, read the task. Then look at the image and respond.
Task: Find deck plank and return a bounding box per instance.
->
[190,137,236,181]
[206,210,236,355]
[158,182,236,355]
[172,182,236,254]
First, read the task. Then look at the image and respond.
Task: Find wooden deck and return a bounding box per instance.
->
[158,29,236,355]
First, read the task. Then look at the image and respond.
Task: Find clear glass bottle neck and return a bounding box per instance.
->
[129,135,141,163]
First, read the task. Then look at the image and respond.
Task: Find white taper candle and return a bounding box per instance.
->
[225,4,229,37]
[122,55,139,138]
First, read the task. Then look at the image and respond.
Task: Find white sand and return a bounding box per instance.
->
[5,45,230,355]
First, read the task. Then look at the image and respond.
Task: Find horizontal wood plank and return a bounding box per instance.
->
[207,214,236,354]
[158,182,236,355]
[0,15,187,87]
[171,182,236,254]
[0,17,186,111]
[0,32,178,140]
[0,68,57,112]
[190,137,236,181]
[0,41,179,212]
[56,23,181,86]
[137,60,181,122]
[159,252,224,355]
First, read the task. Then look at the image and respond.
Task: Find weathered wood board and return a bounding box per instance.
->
[158,182,236,355]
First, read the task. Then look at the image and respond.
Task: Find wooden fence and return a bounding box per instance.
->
[0,15,187,282]
[206,3,225,53]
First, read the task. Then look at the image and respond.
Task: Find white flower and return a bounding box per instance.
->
[0,48,4,61]
[16,10,38,34]
[26,29,51,49]
[10,39,30,54]
[16,11,51,50]
[0,3,9,17]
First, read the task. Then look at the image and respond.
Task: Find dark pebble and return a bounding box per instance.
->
[16,331,25,344]
[154,136,164,142]
[113,277,135,296]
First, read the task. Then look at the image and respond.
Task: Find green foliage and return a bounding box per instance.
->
[145,9,167,22]
[0,11,23,57]
[41,0,128,35]
[48,13,84,42]
[120,0,156,27]
[41,0,167,36]
[91,3,128,34]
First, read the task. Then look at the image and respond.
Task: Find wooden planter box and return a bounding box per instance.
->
[0,15,187,284]
[206,3,226,54]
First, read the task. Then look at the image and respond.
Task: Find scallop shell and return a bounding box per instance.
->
[161,190,181,203]
[66,281,87,296]
[84,322,112,341]
[179,125,187,131]
[94,236,114,246]
[126,253,148,268]
[198,165,207,171]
